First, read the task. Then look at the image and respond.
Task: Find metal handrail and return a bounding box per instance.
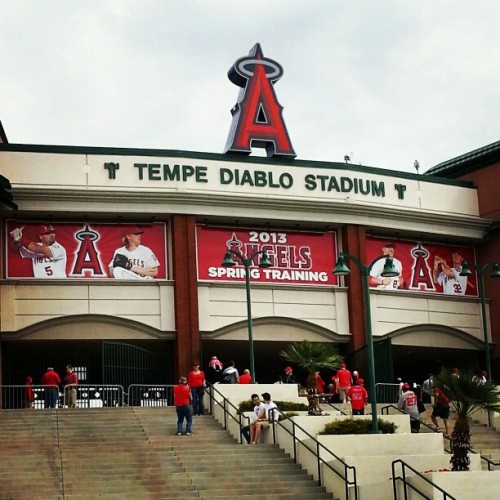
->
[205,385,358,500]
[381,404,499,471]
[273,407,357,500]
[203,384,249,444]
[203,385,357,498]
[391,459,456,500]
[381,403,441,437]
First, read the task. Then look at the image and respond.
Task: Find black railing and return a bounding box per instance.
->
[202,385,358,500]
[392,459,456,500]
[204,384,251,444]
[271,407,358,500]
[381,404,499,471]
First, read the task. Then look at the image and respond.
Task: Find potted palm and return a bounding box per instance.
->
[280,340,344,414]
[433,367,500,471]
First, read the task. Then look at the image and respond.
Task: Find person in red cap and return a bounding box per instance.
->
[10,223,67,278]
[346,378,368,415]
[284,367,296,384]
[398,383,420,433]
[108,225,160,279]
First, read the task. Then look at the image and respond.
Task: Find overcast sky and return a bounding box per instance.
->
[1,1,498,174]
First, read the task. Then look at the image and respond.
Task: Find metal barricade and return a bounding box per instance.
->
[62,384,125,408]
[0,384,61,410]
[375,383,401,404]
[127,384,174,407]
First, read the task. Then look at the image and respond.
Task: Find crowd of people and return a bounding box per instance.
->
[24,365,79,409]
[28,355,486,441]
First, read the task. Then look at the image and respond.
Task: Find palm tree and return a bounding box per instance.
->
[279,340,343,389]
[433,368,500,471]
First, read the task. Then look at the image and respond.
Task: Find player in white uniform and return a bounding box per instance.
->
[369,242,403,290]
[108,226,160,279]
[10,224,67,278]
[433,251,467,295]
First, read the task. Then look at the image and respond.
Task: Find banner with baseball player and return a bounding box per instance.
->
[5,221,167,279]
[196,225,338,286]
[366,236,477,296]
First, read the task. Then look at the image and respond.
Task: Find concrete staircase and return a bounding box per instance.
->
[417,406,500,468]
[0,407,332,499]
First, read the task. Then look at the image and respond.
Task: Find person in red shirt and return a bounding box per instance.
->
[315,371,326,394]
[41,367,61,409]
[64,364,78,408]
[187,362,206,415]
[24,376,34,409]
[431,386,450,437]
[239,369,252,384]
[173,376,192,435]
[337,363,352,403]
[346,378,368,415]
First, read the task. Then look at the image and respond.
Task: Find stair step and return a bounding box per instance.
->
[0,408,331,499]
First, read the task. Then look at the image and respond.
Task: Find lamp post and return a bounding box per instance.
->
[459,260,500,383]
[221,249,272,383]
[333,252,400,433]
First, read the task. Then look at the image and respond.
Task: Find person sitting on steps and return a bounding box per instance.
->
[250,392,278,444]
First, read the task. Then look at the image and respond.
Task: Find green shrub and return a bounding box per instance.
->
[320,418,397,435]
[238,400,308,413]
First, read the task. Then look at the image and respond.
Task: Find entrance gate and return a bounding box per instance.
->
[102,342,170,394]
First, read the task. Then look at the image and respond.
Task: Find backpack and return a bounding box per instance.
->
[222,370,236,384]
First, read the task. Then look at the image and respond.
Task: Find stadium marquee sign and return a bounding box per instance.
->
[104,161,406,200]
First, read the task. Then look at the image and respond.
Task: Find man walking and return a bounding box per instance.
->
[337,363,352,403]
[422,373,434,403]
[431,386,450,437]
[41,367,61,409]
[398,383,420,433]
[64,364,78,408]
[173,376,193,436]
[347,378,368,415]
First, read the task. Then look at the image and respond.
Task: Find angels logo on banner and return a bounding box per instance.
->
[5,221,167,280]
[196,225,338,286]
[366,236,477,297]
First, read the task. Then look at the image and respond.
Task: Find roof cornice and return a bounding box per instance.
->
[0,142,473,188]
[426,140,500,177]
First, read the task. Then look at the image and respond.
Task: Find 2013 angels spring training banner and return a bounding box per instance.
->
[5,221,167,279]
[366,236,477,296]
[196,225,338,286]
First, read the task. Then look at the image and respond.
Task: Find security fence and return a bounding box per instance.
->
[0,384,124,409]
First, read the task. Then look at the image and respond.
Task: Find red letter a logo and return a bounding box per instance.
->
[224,44,296,158]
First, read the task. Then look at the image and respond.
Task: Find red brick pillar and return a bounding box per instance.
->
[171,215,200,379]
